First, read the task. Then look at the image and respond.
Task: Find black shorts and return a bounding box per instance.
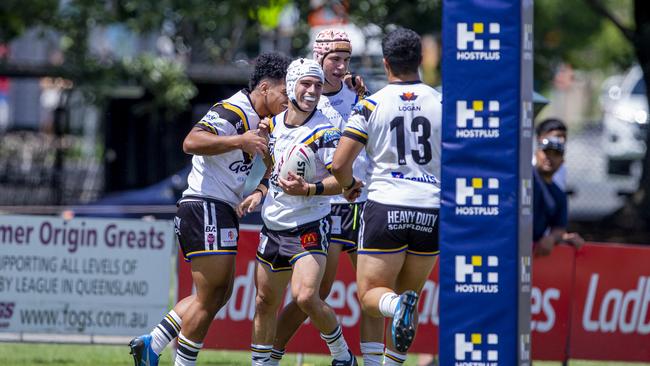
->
[358,200,439,256]
[330,202,364,253]
[256,216,330,272]
[174,197,239,261]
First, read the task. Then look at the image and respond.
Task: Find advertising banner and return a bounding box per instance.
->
[0,215,174,335]
[441,1,533,365]
[569,243,650,361]
[178,227,442,355]
[530,245,575,361]
[181,230,650,363]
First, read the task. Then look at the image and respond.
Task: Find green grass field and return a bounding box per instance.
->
[0,343,648,366]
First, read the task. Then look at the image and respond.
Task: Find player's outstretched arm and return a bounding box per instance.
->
[183,127,267,156]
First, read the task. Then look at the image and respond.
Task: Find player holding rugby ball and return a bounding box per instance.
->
[239,58,360,366]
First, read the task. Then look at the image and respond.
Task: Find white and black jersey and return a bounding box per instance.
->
[318,84,358,123]
[182,90,262,208]
[343,81,442,209]
[263,110,341,231]
[318,84,369,204]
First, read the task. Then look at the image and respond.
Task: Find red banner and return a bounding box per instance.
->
[569,243,650,361]
[178,227,439,355]
[178,230,650,362]
[530,245,575,361]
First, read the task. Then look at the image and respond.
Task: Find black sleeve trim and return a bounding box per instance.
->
[342,131,367,145]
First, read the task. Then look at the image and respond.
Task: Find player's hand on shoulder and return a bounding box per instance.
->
[258,117,271,141]
[237,190,264,217]
[344,73,367,97]
[239,130,268,156]
[278,171,308,196]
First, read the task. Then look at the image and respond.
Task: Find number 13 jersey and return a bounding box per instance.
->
[343,81,441,209]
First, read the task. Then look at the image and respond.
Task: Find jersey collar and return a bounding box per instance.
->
[283,108,317,129]
[323,81,343,97]
[389,80,422,85]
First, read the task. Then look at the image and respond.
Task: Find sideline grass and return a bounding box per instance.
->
[0,342,346,366]
[0,342,648,366]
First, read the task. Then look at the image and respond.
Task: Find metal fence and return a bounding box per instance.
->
[0,122,646,229]
[563,123,643,222]
[0,131,104,206]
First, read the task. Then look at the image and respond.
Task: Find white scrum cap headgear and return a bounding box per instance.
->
[286,58,324,107]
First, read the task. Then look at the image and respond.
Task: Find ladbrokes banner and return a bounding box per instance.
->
[569,243,650,361]
[177,227,440,355]
[441,1,534,365]
[178,235,650,362]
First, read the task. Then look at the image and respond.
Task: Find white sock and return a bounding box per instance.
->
[379,292,400,318]
[151,310,182,355]
[251,344,272,366]
[175,333,202,366]
[320,325,351,361]
[384,348,407,365]
[268,348,284,366]
[360,342,384,366]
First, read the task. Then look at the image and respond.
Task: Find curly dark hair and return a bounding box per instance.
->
[249,52,291,90]
[382,28,422,76]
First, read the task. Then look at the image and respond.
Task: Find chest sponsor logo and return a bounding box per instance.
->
[229,160,253,174]
[391,172,439,185]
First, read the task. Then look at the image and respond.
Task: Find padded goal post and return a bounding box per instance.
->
[440,1,534,365]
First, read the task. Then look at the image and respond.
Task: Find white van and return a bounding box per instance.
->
[601,65,648,175]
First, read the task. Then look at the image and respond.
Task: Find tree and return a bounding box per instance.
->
[534,0,634,88]
[0,0,281,113]
[345,1,634,90]
[583,0,650,231]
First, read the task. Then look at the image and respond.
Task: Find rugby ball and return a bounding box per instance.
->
[279,143,316,182]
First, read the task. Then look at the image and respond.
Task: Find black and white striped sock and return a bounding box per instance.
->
[151,310,182,355]
[251,344,272,365]
[269,348,285,365]
[176,333,202,366]
[384,348,407,365]
[320,325,350,362]
[361,342,384,366]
